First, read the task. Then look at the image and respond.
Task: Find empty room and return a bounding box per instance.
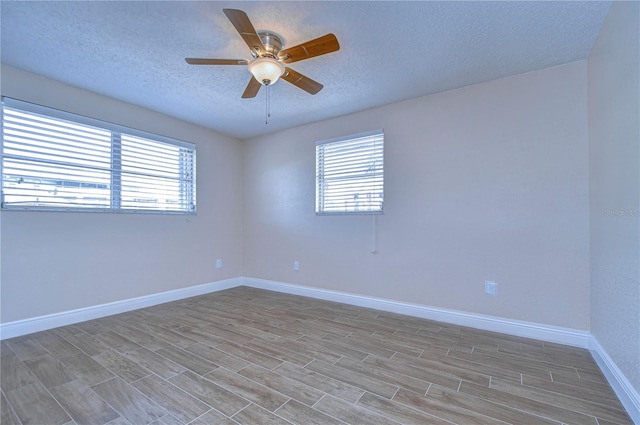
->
[1,1,638,424]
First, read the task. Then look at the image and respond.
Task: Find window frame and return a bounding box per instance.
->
[1,97,196,214]
[315,129,384,216]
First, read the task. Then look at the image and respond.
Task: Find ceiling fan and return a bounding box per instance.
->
[185,9,340,98]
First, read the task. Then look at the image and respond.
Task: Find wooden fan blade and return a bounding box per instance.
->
[278,34,340,64]
[223,9,266,56]
[242,77,262,98]
[185,58,248,65]
[281,67,323,95]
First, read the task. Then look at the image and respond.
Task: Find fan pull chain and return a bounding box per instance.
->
[265,85,271,125]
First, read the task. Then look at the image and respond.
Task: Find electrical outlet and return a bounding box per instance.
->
[216,259,222,269]
[485,280,497,295]
[293,261,299,271]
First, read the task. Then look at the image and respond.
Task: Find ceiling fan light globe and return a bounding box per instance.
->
[249,57,285,86]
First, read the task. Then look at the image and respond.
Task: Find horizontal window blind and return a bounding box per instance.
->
[1,97,196,213]
[316,129,384,214]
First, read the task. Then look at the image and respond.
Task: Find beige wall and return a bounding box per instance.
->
[0,66,244,323]
[588,1,640,393]
[243,60,590,330]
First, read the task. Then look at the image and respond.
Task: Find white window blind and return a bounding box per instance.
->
[316,129,384,214]
[1,98,196,213]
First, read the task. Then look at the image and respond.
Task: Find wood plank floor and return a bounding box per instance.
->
[1,286,632,425]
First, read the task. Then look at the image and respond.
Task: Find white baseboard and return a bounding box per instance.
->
[241,277,592,348]
[590,338,640,424]
[0,277,243,340]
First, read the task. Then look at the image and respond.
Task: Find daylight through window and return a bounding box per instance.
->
[1,98,196,213]
[316,129,384,214]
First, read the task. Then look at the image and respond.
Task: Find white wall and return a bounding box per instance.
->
[243,60,590,330]
[588,1,640,394]
[0,65,244,323]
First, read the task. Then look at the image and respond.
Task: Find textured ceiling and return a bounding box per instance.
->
[1,1,610,140]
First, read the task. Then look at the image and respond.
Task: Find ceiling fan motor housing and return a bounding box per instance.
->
[257,31,284,58]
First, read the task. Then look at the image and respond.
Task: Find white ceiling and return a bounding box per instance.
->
[1,1,610,140]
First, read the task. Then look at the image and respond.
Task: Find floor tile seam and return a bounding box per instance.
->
[1,386,29,425]
[128,372,217,422]
[321,335,398,360]
[359,390,459,425]
[233,322,304,341]
[575,367,608,382]
[33,338,88,361]
[390,386,400,400]
[92,353,155,384]
[445,351,557,379]
[495,346,596,365]
[239,340,314,368]
[519,373,627,406]
[71,378,142,425]
[113,324,190,351]
[297,337,371,361]
[493,355,601,376]
[276,397,351,425]
[367,353,487,389]
[368,331,451,353]
[234,362,330,408]
[222,323,285,343]
[105,327,159,347]
[302,393,368,425]
[423,382,433,396]
[178,330,236,349]
[205,365,293,411]
[392,388,515,425]
[508,379,633,418]
[272,359,347,395]
[152,345,222,375]
[123,351,190,379]
[69,375,132,425]
[21,351,75,386]
[298,359,386,400]
[308,358,402,399]
[469,347,587,374]
[168,369,257,414]
[184,405,230,425]
[127,369,175,387]
[575,366,610,380]
[433,384,567,425]
[460,383,603,425]
[213,341,285,371]
[5,338,50,362]
[337,356,435,393]
[229,403,261,423]
[22,352,74,387]
[17,375,76,425]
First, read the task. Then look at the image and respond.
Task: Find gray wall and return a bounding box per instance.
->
[588,1,640,393]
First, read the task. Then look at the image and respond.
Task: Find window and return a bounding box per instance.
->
[1,98,196,213]
[316,129,384,214]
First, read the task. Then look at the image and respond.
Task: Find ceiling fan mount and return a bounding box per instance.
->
[185,8,340,98]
